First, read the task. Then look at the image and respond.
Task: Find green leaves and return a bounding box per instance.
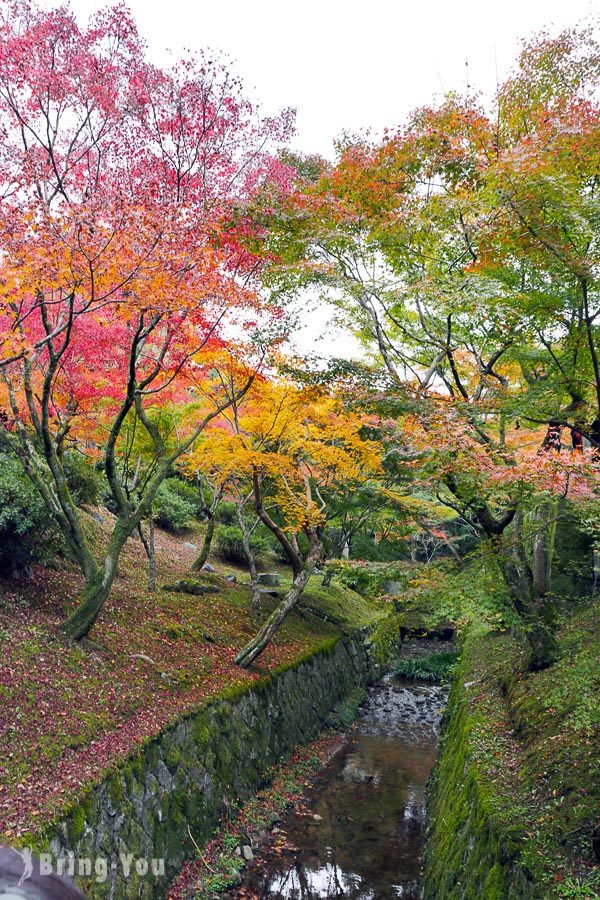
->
[0,455,49,537]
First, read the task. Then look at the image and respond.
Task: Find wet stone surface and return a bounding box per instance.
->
[228,667,449,899]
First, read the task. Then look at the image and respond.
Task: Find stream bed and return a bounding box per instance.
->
[227,644,449,899]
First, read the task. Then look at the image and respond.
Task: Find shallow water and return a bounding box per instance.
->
[229,670,448,899]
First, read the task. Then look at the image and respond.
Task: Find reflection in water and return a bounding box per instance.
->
[229,675,448,899]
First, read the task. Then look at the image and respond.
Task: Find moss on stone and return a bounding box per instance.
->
[144,741,161,772]
[164,744,181,773]
[189,716,212,750]
[424,604,600,899]
[66,802,88,844]
[36,608,401,898]
[107,775,124,805]
[126,752,145,783]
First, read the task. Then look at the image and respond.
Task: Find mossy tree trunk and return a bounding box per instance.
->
[235,539,323,668]
[532,499,557,598]
[62,519,132,639]
[235,503,261,617]
[62,571,115,641]
[494,512,558,671]
[192,481,224,571]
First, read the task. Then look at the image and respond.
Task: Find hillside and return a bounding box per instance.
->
[0,515,385,845]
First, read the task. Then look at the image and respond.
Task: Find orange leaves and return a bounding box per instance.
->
[0,2,299,490]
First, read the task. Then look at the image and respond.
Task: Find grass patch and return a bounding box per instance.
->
[325,687,367,728]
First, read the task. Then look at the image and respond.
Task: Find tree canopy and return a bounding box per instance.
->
[0,2,598,669]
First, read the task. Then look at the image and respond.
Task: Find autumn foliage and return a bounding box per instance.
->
[0,2,598,672]
[0,0,292,637]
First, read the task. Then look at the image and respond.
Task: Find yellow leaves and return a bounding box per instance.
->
[185,367,384,531]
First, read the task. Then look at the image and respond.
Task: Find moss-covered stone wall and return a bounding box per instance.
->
[422,662,535,899]
[44,627,393,898]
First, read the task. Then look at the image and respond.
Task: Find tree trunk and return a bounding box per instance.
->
[62,569,115,640]
[525,604,559,672]
[496,520,558,671]
[138,517,157,590]
[235,542,322,668]
[148,515,156,591]
[321,568,333,587]
[192,515,216,571]
[235,506,261,617]
[581,278,600,416]
[62,523,131,640]
[192,481,224,571]
[532,500,557,597]
[252,469,302,578]
[532,529,548,597]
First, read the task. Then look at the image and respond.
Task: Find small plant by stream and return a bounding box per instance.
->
[167,734,346,899]
[394,651,459,683]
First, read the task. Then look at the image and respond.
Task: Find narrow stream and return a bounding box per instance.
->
[228,645,449,899]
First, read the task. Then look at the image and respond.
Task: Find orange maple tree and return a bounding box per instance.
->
[186,364,383,665]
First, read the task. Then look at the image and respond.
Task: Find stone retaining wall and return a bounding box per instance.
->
[422,640,535,899]
[45,627,393,897]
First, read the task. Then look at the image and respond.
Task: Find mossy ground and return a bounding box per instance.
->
[0,517,385,842]
[425,601,600,899]
[298,580,383,631]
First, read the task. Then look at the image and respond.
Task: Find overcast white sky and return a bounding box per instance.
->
[43,0,597,356]
[51,0,597,158]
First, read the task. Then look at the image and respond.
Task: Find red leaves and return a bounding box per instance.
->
[0,0,294,449]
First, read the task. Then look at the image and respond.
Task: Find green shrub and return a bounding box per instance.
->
[0,454,58,576]
[153,478,197,533]
[325,559,410,596]
[163,476,200,512]
[63,452,103,506]
[349,530,412,562]
[216,501,238,526]
[215,525,271,565]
